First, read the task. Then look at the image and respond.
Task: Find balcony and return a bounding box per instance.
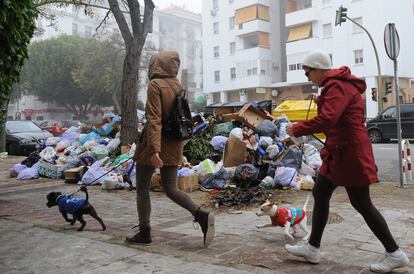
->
[286,6,319,27]
[286,37,320,55]
[236,20,271,37]
[234,47,271,62]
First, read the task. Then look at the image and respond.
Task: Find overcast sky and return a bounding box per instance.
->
[153,0,202,13]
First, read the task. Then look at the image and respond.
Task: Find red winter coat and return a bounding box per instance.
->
[292,66,378,187]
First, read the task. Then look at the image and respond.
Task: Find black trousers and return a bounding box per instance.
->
[308,175,399,253]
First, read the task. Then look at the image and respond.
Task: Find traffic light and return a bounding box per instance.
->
[371,88,377,101]
[335,5,347,26]
[385,81,392,95]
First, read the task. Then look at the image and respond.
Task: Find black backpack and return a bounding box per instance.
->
[161,79,193,141]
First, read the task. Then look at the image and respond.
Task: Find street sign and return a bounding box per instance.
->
[384,23,400,61]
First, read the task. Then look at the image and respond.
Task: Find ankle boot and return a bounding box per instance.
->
[194,208,215,247]
[126,225,152,245]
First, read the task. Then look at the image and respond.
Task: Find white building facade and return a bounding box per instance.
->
[202,0,287,104]
[138,5,203,104]
[284,0,414,118]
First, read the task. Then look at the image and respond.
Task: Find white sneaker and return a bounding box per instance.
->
[285,242,320,264]
[370,252,409,273]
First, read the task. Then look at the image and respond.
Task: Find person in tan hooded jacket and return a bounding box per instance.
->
[126,51,215,247]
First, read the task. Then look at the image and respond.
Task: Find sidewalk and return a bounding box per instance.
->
[1,157,413,273]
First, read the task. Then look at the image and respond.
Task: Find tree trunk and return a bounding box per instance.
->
[0,98,10,153]
[120,49,140,146]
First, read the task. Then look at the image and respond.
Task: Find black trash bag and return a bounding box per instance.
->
[234,164,259,188]
[257,163,269,181]
[201,168,228,190]
[21,151,41,168]
[256,120,278,137]
[267,161,277,178]
[276,146,303,170]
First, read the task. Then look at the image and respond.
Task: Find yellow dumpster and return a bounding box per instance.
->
[272,100,325,139]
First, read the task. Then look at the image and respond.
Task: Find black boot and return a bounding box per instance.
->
[194,208,215,247]
[126,225,152,245]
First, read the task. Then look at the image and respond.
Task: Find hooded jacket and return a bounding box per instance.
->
[134,51,184,166]
[292,66,378,186]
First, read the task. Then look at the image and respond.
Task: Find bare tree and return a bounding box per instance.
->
[107,0,154,146]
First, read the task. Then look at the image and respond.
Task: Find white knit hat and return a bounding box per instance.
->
[302,49,331,70]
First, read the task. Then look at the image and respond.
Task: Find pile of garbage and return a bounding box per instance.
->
[9,113,137,190]
[176,103,324,196]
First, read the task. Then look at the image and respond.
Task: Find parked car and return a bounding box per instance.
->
[6,120,53,156]
[366,103,414,143]
[39,120,80,136]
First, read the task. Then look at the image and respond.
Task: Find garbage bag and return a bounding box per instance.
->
[95,123,114,136]
[113,153,131,166]
[256,120,278,137]
[106,138,121,152]
[210,136,228,152]
[21,151,41,167]
[17,163,40,180]
[91,147,109,160]
[178,167,195,177]
[278,122,289,140]
[80,161,107,185]
[266,145,280,159]
[213,122,235,136]
[65,126,80,133]
[299,162,317,177]
[101,174,126,190]
[201,167,228,190]
[274,166,298,188]
[80,131,101,145]
[10,163,28,178]
[56,140,71,153]
[259,176,275,189]
[46,137,60,146]
[258,136,273,149]
[60,131,79,144]
[303,144,322,169]
[276,146,302,170]
[234,164,259,188]
[39,147,56,163]
[197,159,216,181]
[229,127,243,140]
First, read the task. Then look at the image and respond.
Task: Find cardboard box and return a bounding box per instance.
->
[64,166,87,184]
[38,160,65,179]
[150,173,199,192]
[177,174,199,192]
[223,134,247,167]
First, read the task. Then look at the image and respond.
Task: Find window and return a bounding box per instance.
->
[287,24,312,42]
[354,49,364,64]
[230,68,236,80]
[25,116,32,120]
[322,23,332,38]
[243,32,269,49]
[214,71,220,82]
[213,0,218,9]
[287,53,307,71]
[213,22,219,34]
[85,26,92,37]
[252,68,257,75]
[235,4,269,25]
[214,46,219,58]
[72,23,78,36]
[72,5,80,13]
[353,17,363,33]
[230,42,236,55]
[36,116,44,121]
[229,17,235,30]
[382,107,396,119]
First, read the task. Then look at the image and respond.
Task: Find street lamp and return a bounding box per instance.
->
[335,5,383,113]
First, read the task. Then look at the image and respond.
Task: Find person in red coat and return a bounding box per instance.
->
[284,49,409,273]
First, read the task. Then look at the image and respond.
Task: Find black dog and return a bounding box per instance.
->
[46,186,106,231]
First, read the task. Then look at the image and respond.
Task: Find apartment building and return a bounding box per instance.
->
[282,0,414,118]
[202,0,287,104]
[138,5,203,104]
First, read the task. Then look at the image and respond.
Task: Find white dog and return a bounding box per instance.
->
[256,195,310,241]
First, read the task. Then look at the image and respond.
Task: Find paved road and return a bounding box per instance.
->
[372,142,414,182]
